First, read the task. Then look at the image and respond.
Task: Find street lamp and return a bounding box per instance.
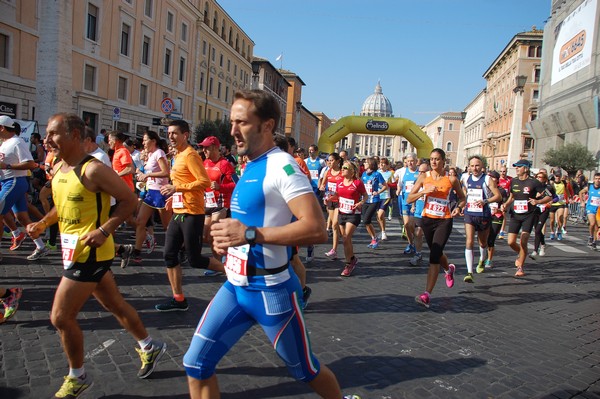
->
[437,126,442,148]
[514,75,527,93]
[251,61,260,90]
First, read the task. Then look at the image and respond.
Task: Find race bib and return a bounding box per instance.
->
[327,182,337,193]
[309,169,319,180]
[225,244,250,286]
[424,197,449,217]
[467,188,484,212]
[514,199,528,214]
[365,182,373,196]
[590,196,600,206]
[61,233,79,269]
[172,192,184,209]
[404,181,414,193]
[204,191,217,208]
[339,197,355,214]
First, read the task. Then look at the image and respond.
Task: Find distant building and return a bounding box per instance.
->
[423,113,464,168]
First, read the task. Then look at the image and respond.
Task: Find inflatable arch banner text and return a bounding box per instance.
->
[317,116,433,159]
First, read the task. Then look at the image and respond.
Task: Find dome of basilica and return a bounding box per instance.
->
[361,81,394,118]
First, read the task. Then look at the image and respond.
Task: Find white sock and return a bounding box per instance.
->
[68,367,85,378]
[138,336,153,350]
[465,249,473,274]
[479,246,488,261]
[34,237,45,250]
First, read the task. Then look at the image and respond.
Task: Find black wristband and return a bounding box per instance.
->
[98,226,110,237]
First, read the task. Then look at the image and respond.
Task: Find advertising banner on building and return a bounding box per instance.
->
[551,0,597,85]
[14,119,39,144]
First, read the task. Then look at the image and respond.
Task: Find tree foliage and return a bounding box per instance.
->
[541,142,597,175]
[193,119,233,148]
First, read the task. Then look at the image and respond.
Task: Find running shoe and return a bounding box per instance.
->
[498,231,505,239]
[119,244,134,269]
[484,260,493,269]
[380,231,388,241]
[27,246,50,261]
[529,251,538,260]
[387,215,392,221]
[476,260,485,274]
[302,285,312,310]
[340,256,358,277]
[562,227,567,235]
[445,264,456,288]
[132,254,143,265]
[515,267,525,277]
[203,269,223,276]
[343,395,362,399]
[155,298,188,312]
[324,249,338,259]
[136,340,167,379]
[45,241,58,251]
[550,232,556,240]
[409,252,422,266]
[592,242,598,251]
[54,374,93,398]
[144,235,156,254]
[557,232,563,241]
[588,236,594,247]
[463,273,474,283]
[9,232,26,251]
[539,245,546,256]
[403,244,415,255]
[415,292,430,308]
[1,287,22,321]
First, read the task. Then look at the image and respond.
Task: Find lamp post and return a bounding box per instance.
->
[507,74,528,173]
[251,61,260,90]
[456,111,467,168]
[437,126,442,148]
[295,101,302,143]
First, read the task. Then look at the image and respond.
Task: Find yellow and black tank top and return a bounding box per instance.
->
[52,156,114,263]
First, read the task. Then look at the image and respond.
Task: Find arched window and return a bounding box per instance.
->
[446,141,452,152]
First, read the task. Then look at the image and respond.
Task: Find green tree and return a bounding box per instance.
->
[193,119,233,148]
[541,142,597,176]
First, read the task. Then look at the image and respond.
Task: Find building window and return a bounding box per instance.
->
[219,53,223,67]
[227,59,230,72]
[87,4,98,41]
[211,47,215,62]
[179,57,186,82]
[118,76,128,100]
[120,23,130,56]
[221,19,225,38]
[534,66,541,83]
[164,49,171,75]
[166,11,174,33]
[213,11,217,32]
[217,82,221,99]
[139,83,148,106]
[202,41,207,55]
[200,72,204,91]
[181,22,188,42]
[225,86,229,103]
[532,90,539,101]
[446,142,452,152]
[0,33,8,68]
[209,77,213,95]
[523,137,534,151]
[142,36,150,65]
[162,91,169,99]
[84,64,96,91]
[448,123,454,130]
[144,0,153,18]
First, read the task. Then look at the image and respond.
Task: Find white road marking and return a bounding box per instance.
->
[85,339,116,359]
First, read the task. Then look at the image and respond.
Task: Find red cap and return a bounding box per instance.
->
[199,136,220,147]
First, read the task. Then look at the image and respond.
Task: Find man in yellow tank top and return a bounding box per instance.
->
[26,113,166,398]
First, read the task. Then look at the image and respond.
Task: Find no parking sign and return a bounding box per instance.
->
[161,98,175,114]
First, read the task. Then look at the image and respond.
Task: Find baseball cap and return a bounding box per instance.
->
[512,159,531,167]
[554,168,563,176]
[0,115,15,128]
[199,136,220,147]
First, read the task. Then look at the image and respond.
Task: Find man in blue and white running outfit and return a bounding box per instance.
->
[183,90,345,398]
[579,172,600,249]
[394,153,420,254]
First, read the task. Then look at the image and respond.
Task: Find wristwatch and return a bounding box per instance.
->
[244,227,257,247]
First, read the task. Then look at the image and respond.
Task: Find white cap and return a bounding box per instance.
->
[0,115,15,128]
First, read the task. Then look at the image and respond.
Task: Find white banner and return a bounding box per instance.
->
[551,0,597,85]
[14,119,38,144]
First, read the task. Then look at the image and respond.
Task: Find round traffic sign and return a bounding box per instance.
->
[161,98,175,114]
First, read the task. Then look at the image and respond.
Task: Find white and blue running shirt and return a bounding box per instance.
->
[230,147,313,280]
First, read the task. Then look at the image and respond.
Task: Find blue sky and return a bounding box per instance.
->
[218,0,551,126]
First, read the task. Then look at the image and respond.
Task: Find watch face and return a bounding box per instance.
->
[246,229,256,241]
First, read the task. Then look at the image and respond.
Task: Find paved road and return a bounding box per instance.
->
[1,215,599,399]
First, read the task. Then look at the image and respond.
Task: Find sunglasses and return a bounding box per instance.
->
[342,166,351,170]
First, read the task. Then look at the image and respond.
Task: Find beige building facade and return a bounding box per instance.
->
[482,29,542,173]
[457,89,487,168]
[424,112,464,168]
[0,0,254,138]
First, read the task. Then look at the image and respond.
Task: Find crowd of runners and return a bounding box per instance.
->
[0,89,599,398]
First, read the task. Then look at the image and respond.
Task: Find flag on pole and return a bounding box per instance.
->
[275,54,282,61]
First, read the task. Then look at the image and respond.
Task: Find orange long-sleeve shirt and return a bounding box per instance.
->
[171,146,210,215]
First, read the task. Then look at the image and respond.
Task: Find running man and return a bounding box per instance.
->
[461,156,501,283]
[408,148,466,308]
[501,159,552,277]
[394,153,420,254]
[361,157,387,248]
[26,113,166,398]
[579,172,600,250]
[497,166,512,238]
[183,89,344,398]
